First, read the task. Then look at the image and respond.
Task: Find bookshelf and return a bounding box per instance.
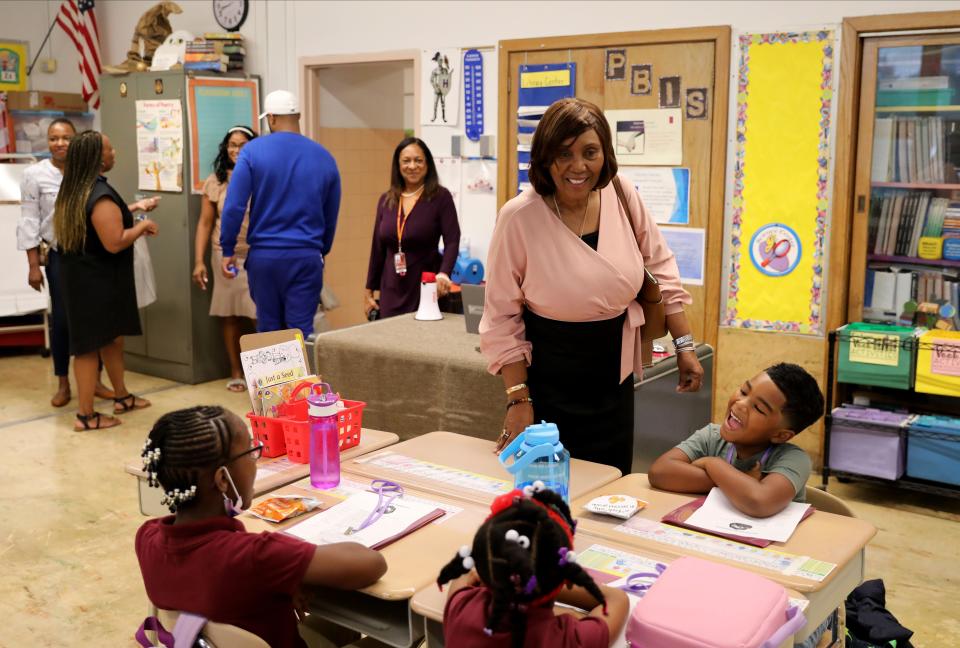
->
[867,254,960,269]
[876,105,960,113]
[847,34,960,325]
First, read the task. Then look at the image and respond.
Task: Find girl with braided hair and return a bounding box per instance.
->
[135,406,386,648]
[437,484,628,648]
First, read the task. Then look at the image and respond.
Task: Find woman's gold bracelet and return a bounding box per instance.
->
[505,382,528,395]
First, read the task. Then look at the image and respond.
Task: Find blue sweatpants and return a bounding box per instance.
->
[245,248,324,336]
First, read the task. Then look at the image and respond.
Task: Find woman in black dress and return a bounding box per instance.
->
[54,131,160,430]
[363,137,460,318]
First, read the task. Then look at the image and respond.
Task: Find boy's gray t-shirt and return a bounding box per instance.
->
[676,423,811,502]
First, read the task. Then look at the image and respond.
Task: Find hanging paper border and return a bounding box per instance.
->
[722,30,835,334]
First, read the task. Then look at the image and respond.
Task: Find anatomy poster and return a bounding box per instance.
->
[421,48,460,126]
[136,100,183,192]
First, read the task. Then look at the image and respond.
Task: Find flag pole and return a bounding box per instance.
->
[27,16,60,76]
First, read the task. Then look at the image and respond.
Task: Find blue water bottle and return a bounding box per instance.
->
[498,421,570,502]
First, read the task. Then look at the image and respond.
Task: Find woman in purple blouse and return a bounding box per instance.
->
[364,137,460,318]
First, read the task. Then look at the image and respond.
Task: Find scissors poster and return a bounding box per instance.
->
[722,31,836,335]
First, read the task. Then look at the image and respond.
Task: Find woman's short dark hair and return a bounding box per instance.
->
[48,118,76,134]
[528,97,618,196]
[385,137,440,208]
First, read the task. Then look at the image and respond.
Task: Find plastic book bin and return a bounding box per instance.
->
[829,405,910,480]
[278,398,366,464]
[915,330,960,397]
[907,415,960,487]
[246,412,287,457]
[837,323,916,390]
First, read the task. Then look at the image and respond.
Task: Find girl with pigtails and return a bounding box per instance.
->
[437,483,628,647]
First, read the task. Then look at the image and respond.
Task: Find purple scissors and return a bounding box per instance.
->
[618,562,667,596]
[352,479,404,533]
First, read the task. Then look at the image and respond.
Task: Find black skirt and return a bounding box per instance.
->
[523,308,634,475]
[59,178,142,356]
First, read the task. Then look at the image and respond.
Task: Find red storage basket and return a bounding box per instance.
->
[278,399,366,464]
[246,412,288,457]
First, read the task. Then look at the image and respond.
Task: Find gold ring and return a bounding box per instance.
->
[498,429,510,441]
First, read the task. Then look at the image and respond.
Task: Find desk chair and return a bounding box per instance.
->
[805,486,855,517]
[802,487,854,648]
[151,608,269,648]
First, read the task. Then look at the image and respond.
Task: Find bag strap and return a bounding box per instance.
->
[135,612,208,648]
[135,616,175,648]
[612,175,638,235]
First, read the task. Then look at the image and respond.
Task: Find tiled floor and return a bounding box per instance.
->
[0,353,957,647]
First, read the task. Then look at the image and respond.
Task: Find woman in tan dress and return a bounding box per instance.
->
[192,126,258,391]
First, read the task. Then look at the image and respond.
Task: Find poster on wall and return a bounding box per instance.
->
[516,62,576,193]
[0,41,28,92]
[604,108,682,165]
[660,226,705,285]
[619,166,690,224]
[422,48,460,126]
[722,30,836,335]
[135,100,184,192]
[186,77,260,194]
[435,157,462,215]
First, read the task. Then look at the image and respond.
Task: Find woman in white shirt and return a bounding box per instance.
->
[16,119,115,407]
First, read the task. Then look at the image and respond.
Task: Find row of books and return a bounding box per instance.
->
[870,115,957,184]
[864,267,959,322]
[876,74,955,108]
[184,33,245,73]
[867,191,959,257]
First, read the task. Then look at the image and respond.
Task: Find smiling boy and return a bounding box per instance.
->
[649,363,824,518]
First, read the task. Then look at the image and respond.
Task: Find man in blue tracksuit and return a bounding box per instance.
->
[220,89,341,336]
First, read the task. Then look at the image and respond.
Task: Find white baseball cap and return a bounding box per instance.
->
[259,90,299,119]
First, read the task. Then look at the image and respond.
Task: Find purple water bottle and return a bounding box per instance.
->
[307,383,341,489]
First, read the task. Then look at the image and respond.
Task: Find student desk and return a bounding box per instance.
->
[124,428,399,516]
[242,476,490,647]
[341,431,622,506]
[569,473,876,643]
[410,530,805,648]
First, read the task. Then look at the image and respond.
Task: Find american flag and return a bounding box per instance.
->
[56,0,101,109]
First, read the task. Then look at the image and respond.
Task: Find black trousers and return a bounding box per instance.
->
[46,249,70,377]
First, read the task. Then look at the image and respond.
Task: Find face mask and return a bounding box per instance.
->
[218,466,244,517]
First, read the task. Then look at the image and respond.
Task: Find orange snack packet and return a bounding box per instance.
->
[249,495,322,523]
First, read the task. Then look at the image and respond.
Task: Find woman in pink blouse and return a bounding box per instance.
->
[480,98,704,474]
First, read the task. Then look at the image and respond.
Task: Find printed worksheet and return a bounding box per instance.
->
[684,488,811,543]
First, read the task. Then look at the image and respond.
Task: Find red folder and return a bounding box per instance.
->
[661,497,814,547]
[369,508,446,550]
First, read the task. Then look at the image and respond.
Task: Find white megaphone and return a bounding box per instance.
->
[414,272,443,321]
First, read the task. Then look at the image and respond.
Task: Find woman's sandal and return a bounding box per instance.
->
[226,378,246,392]
[113,393,152,414]
[75,411,121,431]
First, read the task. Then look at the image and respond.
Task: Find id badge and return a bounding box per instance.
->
[394,252,407,276]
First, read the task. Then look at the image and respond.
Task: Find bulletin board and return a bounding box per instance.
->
[721,31,836,335]
[0,41,28,92]
[185,76,260,193]
[498,27,732,348]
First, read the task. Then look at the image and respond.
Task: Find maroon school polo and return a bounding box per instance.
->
[136,515,315,648]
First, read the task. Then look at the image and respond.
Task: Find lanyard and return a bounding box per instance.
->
[396,197,419,253]
[726,444,773,470]
[353,479,404,533]
[618,562,667,596]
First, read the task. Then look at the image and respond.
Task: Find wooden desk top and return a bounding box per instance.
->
[242,477,488,602]
[125,428,399,498]
[342,431,622,506]
[568,473,877,592]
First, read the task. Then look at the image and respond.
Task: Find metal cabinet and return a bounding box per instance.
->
[99,71,228,384]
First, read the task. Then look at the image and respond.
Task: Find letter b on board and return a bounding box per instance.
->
[631,64,652,95]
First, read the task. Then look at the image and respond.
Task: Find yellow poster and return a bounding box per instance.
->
[0,41,28,92]
[722,32,835,334]
[848,333,900,367]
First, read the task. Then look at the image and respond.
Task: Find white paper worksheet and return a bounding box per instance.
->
[684,488,811,543]
[285,490,444,548]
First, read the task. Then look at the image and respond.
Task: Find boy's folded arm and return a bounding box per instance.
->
[302,541,388,590]
[648,448,716,493]
[697,458,798,518]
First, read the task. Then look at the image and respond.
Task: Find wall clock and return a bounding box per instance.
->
[213,0,249,32]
